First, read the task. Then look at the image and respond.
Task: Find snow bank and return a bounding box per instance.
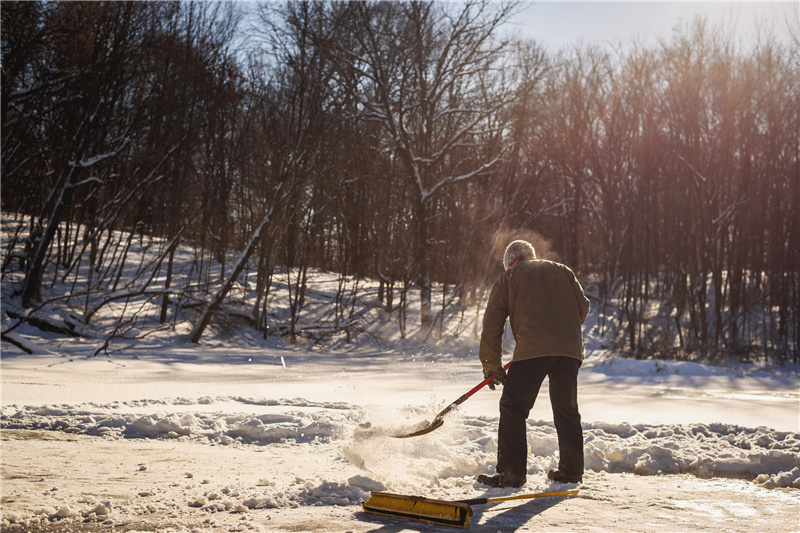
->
[1,496,114,528]
[579,421,800,488]
[3,397,798,490]
[1,396,355,444]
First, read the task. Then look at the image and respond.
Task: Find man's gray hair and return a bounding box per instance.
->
[503,240,536,270]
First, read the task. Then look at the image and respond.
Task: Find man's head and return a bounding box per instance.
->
[503,240,536,270]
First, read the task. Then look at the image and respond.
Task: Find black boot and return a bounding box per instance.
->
[476,473,526,488]
[547,469,582,484]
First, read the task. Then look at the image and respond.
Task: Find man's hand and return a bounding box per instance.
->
[484,366,506,390]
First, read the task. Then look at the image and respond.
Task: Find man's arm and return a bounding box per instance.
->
[570,269,590,324]
[479,277,509,370]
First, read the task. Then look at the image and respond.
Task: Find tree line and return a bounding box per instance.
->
[2,1,798,363]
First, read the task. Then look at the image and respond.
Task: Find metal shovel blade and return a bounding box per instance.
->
[394,417,445,439]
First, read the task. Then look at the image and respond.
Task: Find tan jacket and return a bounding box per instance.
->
[479,259,590,371]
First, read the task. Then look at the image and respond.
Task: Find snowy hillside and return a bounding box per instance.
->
[2,213,799,532]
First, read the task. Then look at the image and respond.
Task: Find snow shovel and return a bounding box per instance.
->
[361,488,579,528]
[394,361,512,438]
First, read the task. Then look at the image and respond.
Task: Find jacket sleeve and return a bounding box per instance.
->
[479,276,509,370]
[569,268,590,324]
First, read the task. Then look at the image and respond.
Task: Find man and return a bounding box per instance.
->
[477,240,590,488]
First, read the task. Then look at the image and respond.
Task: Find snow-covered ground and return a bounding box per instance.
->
[2,341,799,532]
[2,213,799,531]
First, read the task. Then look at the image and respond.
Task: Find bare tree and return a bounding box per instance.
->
[332,0,519,330]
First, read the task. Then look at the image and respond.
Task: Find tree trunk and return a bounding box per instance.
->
[159,238,178,324]
[22,168,79,307]
[189,208,274,343]
[418,199,432,330]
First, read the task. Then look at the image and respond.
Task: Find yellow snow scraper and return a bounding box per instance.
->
[361,488,579,529]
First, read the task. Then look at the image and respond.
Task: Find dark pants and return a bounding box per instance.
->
[496,356,583,478]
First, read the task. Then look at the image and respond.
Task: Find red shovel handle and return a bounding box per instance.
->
[466,360,512,398]
[396,360,514,438]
